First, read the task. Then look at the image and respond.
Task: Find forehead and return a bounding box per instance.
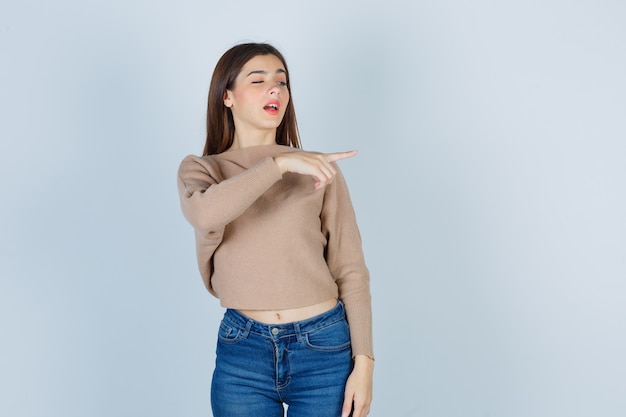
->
[239,54,286,75]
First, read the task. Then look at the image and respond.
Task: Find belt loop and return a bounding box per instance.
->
[240,319,253,338]
[294,322,303,342]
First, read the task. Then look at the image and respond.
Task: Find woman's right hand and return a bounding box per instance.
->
[273,150,357,189]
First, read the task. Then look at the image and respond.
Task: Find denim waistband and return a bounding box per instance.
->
[222,300,346,339]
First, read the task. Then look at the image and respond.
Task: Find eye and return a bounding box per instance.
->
[277,81,287,86]
[251,80,263,84]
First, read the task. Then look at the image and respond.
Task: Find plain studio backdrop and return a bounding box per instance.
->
[1,1,624,416]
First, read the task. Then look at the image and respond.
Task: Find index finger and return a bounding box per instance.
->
[325,150,358,162]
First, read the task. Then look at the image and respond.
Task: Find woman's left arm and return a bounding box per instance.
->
[342,355,374,417]
[321,166,374,359]
[321,165,374,416]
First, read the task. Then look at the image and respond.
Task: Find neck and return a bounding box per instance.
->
[229,128,277,151]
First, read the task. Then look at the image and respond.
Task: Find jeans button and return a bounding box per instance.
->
[271,328,279,335]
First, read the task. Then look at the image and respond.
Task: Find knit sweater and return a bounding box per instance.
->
[177,144,373,358]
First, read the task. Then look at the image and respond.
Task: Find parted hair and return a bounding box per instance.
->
[203,43,301,156]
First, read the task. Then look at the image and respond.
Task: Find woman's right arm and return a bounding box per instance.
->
[178,150,358,233]
[273,150,358,189]
[177,155,283,233]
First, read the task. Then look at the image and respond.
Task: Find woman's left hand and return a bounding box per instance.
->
[342,355,374,417]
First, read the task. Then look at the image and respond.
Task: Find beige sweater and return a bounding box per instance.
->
[177,144,373,358]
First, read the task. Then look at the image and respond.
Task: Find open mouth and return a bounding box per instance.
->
[264,103,279,111]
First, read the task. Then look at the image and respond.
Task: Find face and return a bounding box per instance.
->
[223,54,290,134]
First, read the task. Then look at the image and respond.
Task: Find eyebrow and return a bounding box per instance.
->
[246,69,287,77]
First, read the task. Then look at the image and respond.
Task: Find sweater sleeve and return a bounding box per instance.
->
[177,154,283,293]
[321,165,374,359]
[177,154,283,233]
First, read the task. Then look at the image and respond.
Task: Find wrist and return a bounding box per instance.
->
[273,155,286,174]
[354,354,375,370]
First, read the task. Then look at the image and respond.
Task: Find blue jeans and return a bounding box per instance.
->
[211,300,353,417]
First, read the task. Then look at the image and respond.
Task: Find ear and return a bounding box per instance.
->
[223,90,233,108]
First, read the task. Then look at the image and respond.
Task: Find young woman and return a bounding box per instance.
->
[177,42,374,417]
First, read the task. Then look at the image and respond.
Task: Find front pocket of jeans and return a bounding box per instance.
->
[304,319,351,351]
[217,320,242,344]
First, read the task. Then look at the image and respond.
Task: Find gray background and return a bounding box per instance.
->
[1,1,625,416]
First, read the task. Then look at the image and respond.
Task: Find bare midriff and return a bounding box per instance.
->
[238,298,338,324]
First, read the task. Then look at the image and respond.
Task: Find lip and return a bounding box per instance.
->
[263,100,281,115]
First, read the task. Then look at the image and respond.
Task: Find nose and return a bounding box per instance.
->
[269,83,281,95]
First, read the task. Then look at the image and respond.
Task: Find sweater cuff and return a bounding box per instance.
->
[345,297,374,360]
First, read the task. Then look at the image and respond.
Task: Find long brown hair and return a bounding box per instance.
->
[203,43,301,156]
